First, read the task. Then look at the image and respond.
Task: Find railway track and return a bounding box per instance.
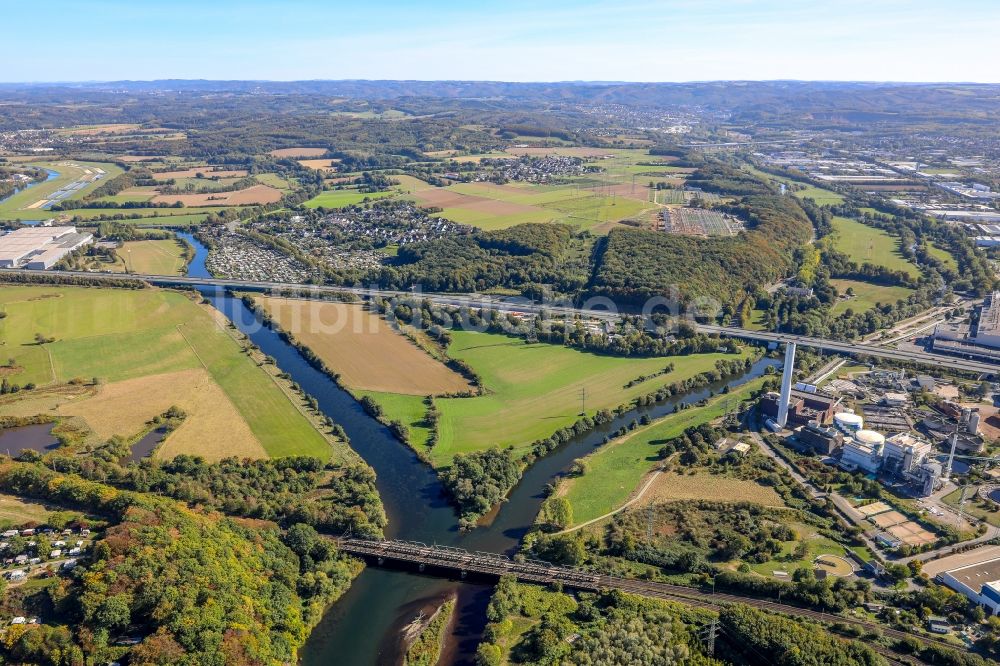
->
[338,538,962,663]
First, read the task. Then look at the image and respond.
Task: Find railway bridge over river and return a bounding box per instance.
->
[338,537,956,664]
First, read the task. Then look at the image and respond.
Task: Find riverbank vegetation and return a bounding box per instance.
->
[474,577,720,666]
[403,597,455,666]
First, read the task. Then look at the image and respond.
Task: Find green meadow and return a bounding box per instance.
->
[421,330,748,467]
[829,279,915,316]
[0,285,329,458]
[560,378,766,525]
[828,216,921,278]
[304,188,395,208]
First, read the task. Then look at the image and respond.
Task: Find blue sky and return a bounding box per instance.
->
[6,0,1000,82]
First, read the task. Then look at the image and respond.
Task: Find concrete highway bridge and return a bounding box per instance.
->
[4,268,996,375]
[338,538,953,664]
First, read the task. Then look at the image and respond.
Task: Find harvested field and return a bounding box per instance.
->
[151,167,248,180]
[589,182,654,202]
[641,472,784,506]
[412,187,544,217]
[256,297,472,396]
[57,123,141,136]
[298,159,341,170]
[270,147,327,158]
[394,174,438,193]
[150,184,283,206]
[58,368,267,460]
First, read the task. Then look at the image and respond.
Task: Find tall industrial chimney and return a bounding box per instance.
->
[776,342,797,428]
[944,428,959,483]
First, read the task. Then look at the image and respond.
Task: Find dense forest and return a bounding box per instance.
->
[0,461,359,665]
[370,223,589,294]
[98,455,386,537]
[589,187,813,305]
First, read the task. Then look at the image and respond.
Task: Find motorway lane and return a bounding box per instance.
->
[4,268,998,374]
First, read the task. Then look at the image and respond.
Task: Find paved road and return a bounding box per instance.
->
[6,268,997,375]
[743,413,901,562]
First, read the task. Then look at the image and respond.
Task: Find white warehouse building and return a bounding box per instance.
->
[0,226,92,269]
[940,558,1000,615]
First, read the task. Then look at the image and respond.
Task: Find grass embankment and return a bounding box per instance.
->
[559,378,769,526]
[0,285,333,460]
[0,493,63,526]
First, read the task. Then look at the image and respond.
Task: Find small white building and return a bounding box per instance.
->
[881,392,909,407]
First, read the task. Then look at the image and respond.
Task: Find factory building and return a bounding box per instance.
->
[882,432,932,476]
[0,226,92,269]
[760,388,841,427]
[940,558,1000,616]
[839,430,886,474]
[794,421,843,455]
[932,292,1000,362]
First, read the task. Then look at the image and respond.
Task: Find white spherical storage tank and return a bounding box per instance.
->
[854,429,885,448]
[834,412,864,432]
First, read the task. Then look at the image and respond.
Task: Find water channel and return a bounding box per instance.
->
[176,232,776,664]
[0,168,59,206]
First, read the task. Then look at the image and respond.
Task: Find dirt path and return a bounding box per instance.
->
[554,468,662,536]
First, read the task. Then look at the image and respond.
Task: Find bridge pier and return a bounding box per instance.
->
[460,570,466,579]
[377,557,384,565]
[418,563,425,572]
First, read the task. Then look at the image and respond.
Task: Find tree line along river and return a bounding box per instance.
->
[183,233,777,664]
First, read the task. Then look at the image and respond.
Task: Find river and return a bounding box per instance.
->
[176,232,775,665]
[0,168,58,207]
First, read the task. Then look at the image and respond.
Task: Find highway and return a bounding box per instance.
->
[5,268,997,375]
